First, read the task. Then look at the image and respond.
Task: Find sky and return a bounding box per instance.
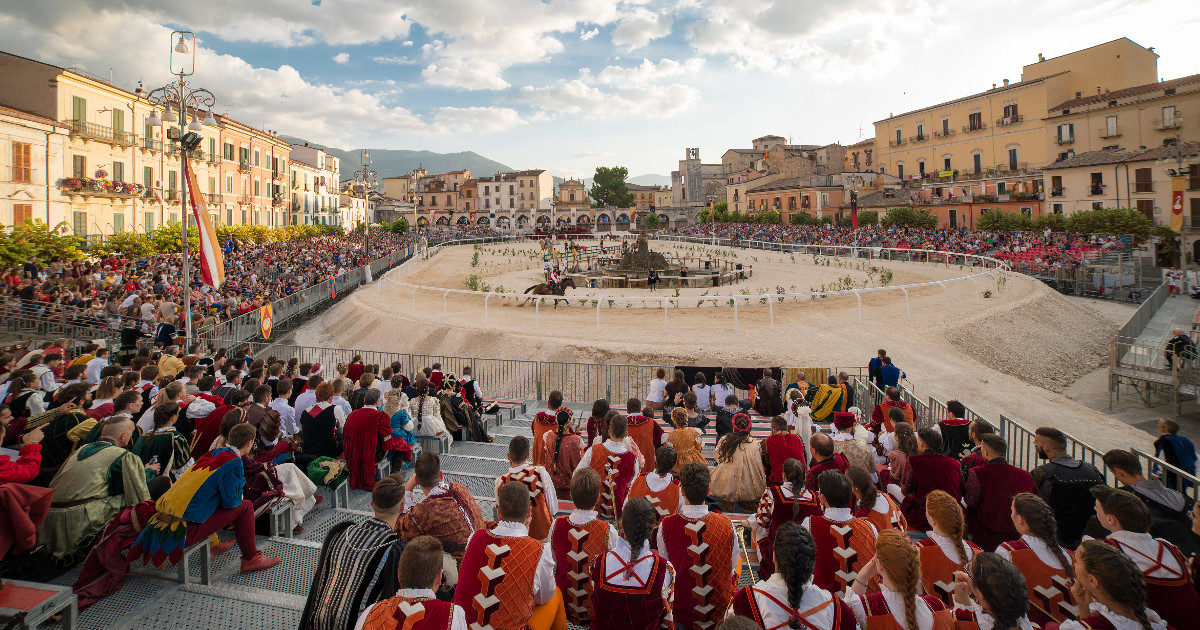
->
[1,0,1198,179]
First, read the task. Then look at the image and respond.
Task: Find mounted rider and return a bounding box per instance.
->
[545,264,561,294]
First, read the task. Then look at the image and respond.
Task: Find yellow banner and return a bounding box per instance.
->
[260,304,274,340]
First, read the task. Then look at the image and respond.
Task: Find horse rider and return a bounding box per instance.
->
[546,265,561,294]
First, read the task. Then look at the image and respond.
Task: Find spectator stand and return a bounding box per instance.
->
[1111,282,1200,418]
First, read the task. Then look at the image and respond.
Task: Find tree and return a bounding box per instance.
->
[643,213,660,229]
[711,201,728,215]
[589,166,635,208]
[388,218,409,234]
[880,207,938,229]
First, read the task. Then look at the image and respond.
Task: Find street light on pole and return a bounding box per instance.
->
[353,150,378,261]
[145,30,217,343]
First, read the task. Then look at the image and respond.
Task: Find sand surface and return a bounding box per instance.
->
[294,240,1155,452]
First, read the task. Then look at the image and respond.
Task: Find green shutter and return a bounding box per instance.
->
[144,166,153,187]
[71,96,86,122]
[72,155,86,178]
[112,108,123,132]
[72,210,86,236]
[169,170,177,191]
[112,162,124,182]
[144,212,154,233]
[113,212,124,233]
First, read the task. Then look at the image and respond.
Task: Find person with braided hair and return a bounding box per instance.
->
[667,406,705,471]
[576,413,640,519]
[763,414,808,484]
[917,490,981,606]
[532,391,567,468]
[949,552,1034,630]
[1054,540,1168,630]
[1090,485,1199,630]
[541,408,584,492]
[752,458,821,577]
[847,529,954,630]
[999,493,1077,626]
[590,497,675,630]
[711,412,767,512]
[625,443,682,527]
[849,465,907,534]
[730,522,856,630]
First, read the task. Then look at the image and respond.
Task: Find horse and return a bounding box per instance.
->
[523,277,576,308]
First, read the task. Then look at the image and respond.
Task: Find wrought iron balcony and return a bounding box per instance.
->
[65,120,134,146]
[238,161,252,173]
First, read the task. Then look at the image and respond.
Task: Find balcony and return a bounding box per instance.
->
[291,201,301,212]
[1099,126,1121,139]
[1089,184,1106,196]
[238,161,252,173]
[1154,118,1183,131]
[908,134,926,143]
[933,129,955,139]
[207,154,222,166]
[238,193,252,204]
[140,138,163,152]
[1050,187,1064,197]
[58,177,145,199]
[166,189,180,202]
[65,120,134,146]
[888,138,905,147]
[205,193,222,205]
[962,122,987,134]
[995,114,1023,127]
[271,171,281,181]
[272,194,284,206]
[1055,134,1075,145]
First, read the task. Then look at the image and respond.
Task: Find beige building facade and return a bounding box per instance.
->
[0,105,69,230]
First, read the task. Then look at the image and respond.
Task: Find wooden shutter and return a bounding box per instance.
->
[12,142,31,183]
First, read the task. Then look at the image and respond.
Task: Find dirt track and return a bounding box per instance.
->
[294,240,1151,452]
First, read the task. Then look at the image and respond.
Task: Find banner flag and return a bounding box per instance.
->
[182,157,225,289]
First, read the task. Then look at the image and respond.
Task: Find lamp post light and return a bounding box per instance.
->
[145,30,216,342]
[352,150,379,261]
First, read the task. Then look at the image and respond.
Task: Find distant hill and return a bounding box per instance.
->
[629,174,671,186]
[279,136,513,180]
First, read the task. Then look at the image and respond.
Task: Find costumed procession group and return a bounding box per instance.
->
[4,346,1200,630]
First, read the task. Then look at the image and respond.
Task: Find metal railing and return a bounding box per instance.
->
[65,119,134,145]
[1116,282,1167,340]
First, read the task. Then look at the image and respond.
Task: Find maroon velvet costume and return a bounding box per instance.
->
[763,433,807,485]
[589,550,672,630]
[965,459,1037,551]
[900,452,963,532]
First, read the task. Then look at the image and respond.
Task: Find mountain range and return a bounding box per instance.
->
[279,136,514,180]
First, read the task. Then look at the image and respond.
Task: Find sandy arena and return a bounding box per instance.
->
[294,240,1146,451]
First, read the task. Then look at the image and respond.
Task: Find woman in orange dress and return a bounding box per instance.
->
[667,407,704,472]
[848,466,907,534]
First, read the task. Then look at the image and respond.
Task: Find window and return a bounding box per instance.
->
[1008,148,1018,171]
[509,185,515,195]
[1056,123,1074,143]
[254,179,260,196]
[918,159,926,176]
[11,142,31,183]
[1090,172,1104,195]
[72,154,86,179]
[943,157,951,171]
[208,176,216,195]
[72,210,86,236]
[968,112,983,131]
[972,153,982,174]
[1051,175,1063,196]
[13,204,31,224]
[941,118,950,135]
[897,164,905,179]
[113,212,124,233]
[1163,106,1178,127]
[865,149,872,165]
[71,96,86,122]
[254,149,260,166]
[112,108,124,132]
[143,166,153,187]
[1105,115,1118,137]
[1134,168,1153,193]
[484,185,490,195]
[1136,199,1154,219]
[998,182,1007,194]
[226,175,233,193]
[144,212,154,233]
[209,138,216,158]
[916,124,924,141]
[519,180,524,187]
[1052,203,1063,214]
[895,128,902,144]
[1003,103,1018,119]
[112,161,124,182]
[224,142,235,161]
[168,170,177,191]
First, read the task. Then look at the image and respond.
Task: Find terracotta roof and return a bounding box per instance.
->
[1042,142,1200,170]
[1049,74,1200,111]
[839,189,910,209]
[1128,140,1200,162]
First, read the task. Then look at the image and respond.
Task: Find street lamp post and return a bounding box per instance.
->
[353,150,379,261]
[1159,123,1193,291]
[145,31,216,343]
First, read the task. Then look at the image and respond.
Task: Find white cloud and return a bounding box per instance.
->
[515,77,698,118]
[333,52,350,64]
[373,55,419,65]
[580,27,599,40]
[610,7,672,49]
[431,107,525,133]
[574,150,611,159]
[401,40,414,47]
[596,57,704,84]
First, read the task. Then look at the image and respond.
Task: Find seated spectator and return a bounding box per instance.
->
[901,428,963,532]
[658,462,739,630]
[711,413,767,511]
[935,400,973,458]
[763,414,807,484]
[542,408,584,491]
[244,384,291,462]
[131,401,192,483]
[846,529,953,630]
[625,398,665,472]
[0,404,42,483]
[848,465,907,534]
[680,391,708,431]
[576,412,639,519]
[354,535,466,630]
[752,458,820,577]
[1090,485,1198,630]
[549,468,617,626]
[870,387,914,434]
[948,552,1035,630]
[1062,540,1170,630]
[805,470,878,593]
[755,368,785,417]
[532,390,566,467]
[625,443,682,526]
[832,412,877,482]
[301,382,343,461]
[964,434,1037,551]
[958,420,995,480]
[731,522,854,630]
[590,497,675,630]
[806,432,849,493]
[810,376,847,422]
[715,394,740,440]
[398,452,484,566]
[495,435,556,540]
[667,407,705,472]
[785,391,813,442]
[1090,448,1194,555]
[1031,427,1104,548]
[918,490,980,606]
[300,474,408,630]
[409,380,451,447]
[39,416,154,559]
[998,493,1076,626]
[584,399,610,446]
[128,423,280,573]
[452,481,566,630]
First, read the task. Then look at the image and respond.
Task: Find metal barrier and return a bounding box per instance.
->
[1133,448,1199,503]
[1116,282,1168,341]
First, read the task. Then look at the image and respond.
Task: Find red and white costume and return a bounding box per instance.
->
[495,463,557,541]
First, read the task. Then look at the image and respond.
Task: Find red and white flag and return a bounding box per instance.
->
[182,157,224,289]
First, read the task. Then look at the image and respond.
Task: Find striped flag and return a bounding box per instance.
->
[182,157,224,288]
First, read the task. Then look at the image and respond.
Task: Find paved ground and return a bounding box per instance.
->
[1130,295,1200,369]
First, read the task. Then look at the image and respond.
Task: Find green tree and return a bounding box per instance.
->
[711,201,728,215]
[1064,207,1154,241]
[643,213,660,229]
[977,208,1032,231]
[880,207,938,229]
[589,166,635,208]
[791,213,821,226]
[388,218,409,234]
